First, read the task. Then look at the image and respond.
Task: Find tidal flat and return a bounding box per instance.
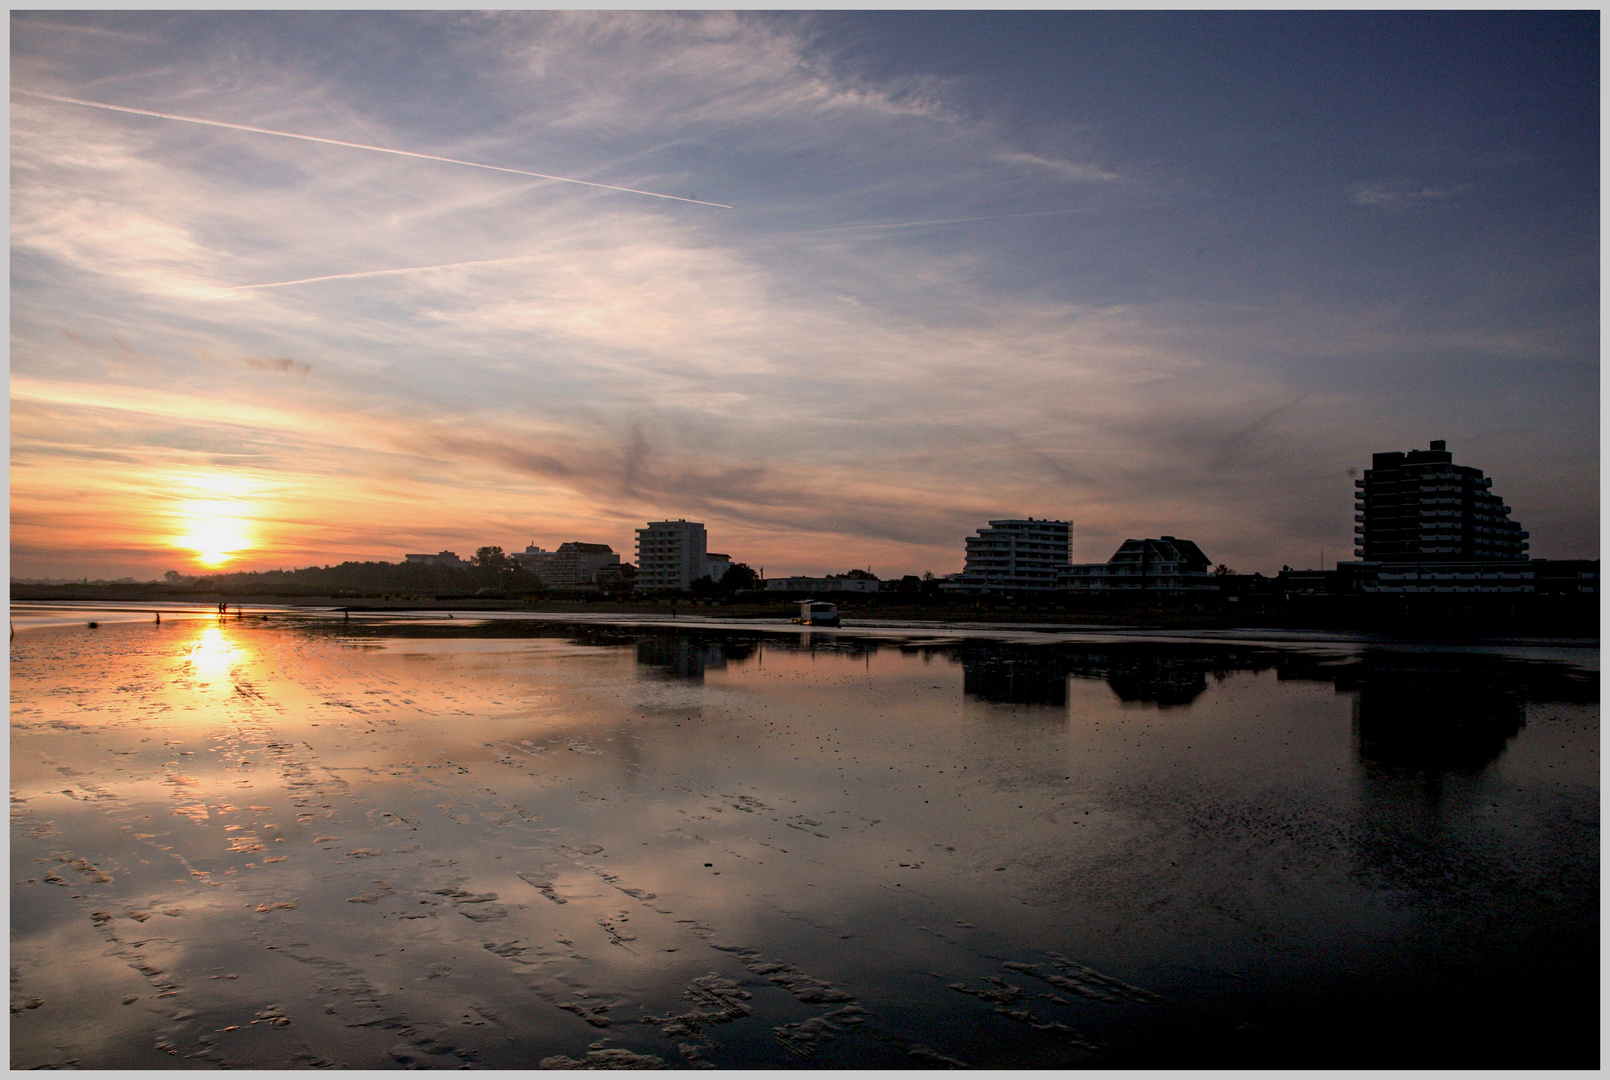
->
[10,606,1598,1069]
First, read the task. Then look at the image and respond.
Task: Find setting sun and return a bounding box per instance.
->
[173,505,254,565]
[167,475,261,567]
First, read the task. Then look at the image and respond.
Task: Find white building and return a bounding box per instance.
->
[703,552,734,582]
[635,520,708,592]
[547,543,620,588]
[944,519,1071,593]
[513,542,623,589]
[510,544,550,572]
[403,550,465,567]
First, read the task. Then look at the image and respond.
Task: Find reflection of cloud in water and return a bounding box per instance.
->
[13,614,1594,1069]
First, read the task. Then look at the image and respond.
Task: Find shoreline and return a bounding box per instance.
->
[10,592,1598,646]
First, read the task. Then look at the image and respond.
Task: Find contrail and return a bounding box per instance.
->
[16,89,733,208]
[228,253,558,291]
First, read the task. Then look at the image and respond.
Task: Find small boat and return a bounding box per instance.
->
[792,599,840,627]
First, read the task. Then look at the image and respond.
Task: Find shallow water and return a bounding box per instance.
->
[10,609,1598,1068]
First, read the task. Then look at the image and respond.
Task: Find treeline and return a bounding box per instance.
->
[181,549,764,600]
[187,559,533,597]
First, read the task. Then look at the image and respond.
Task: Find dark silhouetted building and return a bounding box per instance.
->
[1060,536,1215,594]
[1354,440,1528,561]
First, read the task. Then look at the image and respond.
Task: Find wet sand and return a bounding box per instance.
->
[10,608,1598,1068]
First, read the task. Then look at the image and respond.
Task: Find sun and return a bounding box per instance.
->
[167,480,259,567]
[174,506,255,565]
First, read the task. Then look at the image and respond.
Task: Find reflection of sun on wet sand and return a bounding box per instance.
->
[8,613,1599,1069]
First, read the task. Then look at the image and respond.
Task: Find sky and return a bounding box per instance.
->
[10,11,1599,579]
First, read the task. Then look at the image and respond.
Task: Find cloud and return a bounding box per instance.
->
[1349,180,1454,208]
[242,357,312,376]
[996,150,1123,184]
[12,17,157,44]
[8,12,1597,577]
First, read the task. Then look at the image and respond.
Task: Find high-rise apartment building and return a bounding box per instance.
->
[946,518,1071,593]
[1354,441,1529,562]
[635,520,708,592]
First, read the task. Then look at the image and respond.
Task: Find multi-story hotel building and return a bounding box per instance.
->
[946,518,1071,593]
[1060,536,1216,594]
[635,520,709,592]
[1353,441,1529,561]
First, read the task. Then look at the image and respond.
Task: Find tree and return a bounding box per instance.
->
[1213,563,1235,577]
[595,563,634,598]
[693,563,760,599]
[722,563,760,592]
[474,546,508,572]
[843,568,878,580]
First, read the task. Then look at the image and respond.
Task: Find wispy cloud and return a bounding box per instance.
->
[1350,180,1453,208]
[997,150,1123,184]
[790,208,1097,235]
[12,17,156,43]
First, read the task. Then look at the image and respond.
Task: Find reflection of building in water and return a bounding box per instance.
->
[1346,666,1527,773]
[961,646,1218,708]
[635,635,727,680]
[633,632,761,680]
[1096,655,1210,707]
[960,648,1068,706]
